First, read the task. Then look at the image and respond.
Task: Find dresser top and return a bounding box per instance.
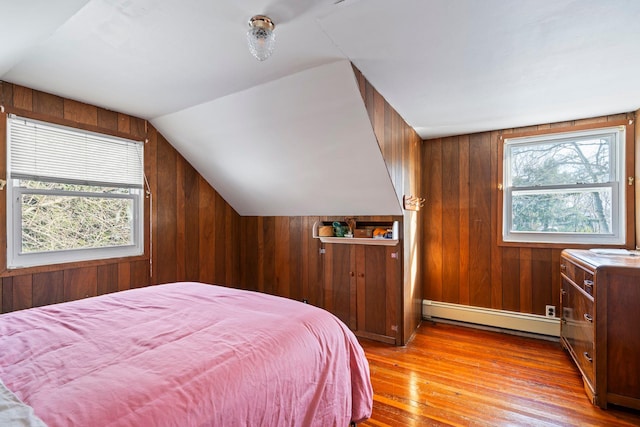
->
[562,249,640,270]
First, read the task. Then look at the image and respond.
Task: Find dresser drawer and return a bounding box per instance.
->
[561,279,595,386]
[561,261,595,296]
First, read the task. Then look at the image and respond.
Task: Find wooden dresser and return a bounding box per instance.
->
[560,249,640,409]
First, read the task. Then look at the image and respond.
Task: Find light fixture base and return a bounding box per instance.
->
[248,15,275,31]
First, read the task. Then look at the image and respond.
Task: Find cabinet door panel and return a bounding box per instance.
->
[360,246,387,335]
[323,241,401,345]
[323,244,355,329]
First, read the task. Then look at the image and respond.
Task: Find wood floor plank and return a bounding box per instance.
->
[359,322,640,426]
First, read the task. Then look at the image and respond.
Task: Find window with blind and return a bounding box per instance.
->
[6,115,145,268]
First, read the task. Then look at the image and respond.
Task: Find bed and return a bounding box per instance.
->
[0,282,373,426]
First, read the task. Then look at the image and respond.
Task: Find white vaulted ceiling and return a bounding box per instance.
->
[2,0,640,215]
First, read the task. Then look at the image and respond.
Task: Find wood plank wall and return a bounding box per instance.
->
[0,81,240,313]
[422,113,636,316]
[237,66,424,344]
[238,215,392,303]
[352,65,423,343]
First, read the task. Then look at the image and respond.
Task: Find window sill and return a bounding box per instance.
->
[497,239,634,250]
[0,254,150,278]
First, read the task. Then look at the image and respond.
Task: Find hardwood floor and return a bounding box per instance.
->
[358,321,640,426]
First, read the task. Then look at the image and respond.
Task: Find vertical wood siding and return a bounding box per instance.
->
[0,81,240,313]
[422,113,636,315]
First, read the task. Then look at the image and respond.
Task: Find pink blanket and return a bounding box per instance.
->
[0,282,373,426]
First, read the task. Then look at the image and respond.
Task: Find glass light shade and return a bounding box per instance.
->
[247,16,275,61]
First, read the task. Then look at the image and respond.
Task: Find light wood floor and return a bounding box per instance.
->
[358,321,640,426]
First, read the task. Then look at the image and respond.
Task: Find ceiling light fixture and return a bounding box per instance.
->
[247,15,276,61]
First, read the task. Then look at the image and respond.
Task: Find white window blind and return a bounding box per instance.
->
[8,115,144,188]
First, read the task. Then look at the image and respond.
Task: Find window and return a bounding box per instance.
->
[502,126,626,245]
[6,115,144,268]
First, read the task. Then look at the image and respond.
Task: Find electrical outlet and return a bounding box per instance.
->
[546,305,556,318]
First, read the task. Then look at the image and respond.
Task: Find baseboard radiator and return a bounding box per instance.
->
[422,300,560,338]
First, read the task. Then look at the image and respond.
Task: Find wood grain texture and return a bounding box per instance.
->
[33,91,63,118]
[0,82,241,312]
[325,243,354,328]
[457,134,470,305]
[33,272,64,307]
[423,113,636,316]
[97,264,118,296]
[63,99,98,126]
[156,133,178,284]
[64,267,97,301]
[362,246,384,334]
[1,278,11,312]
[12,275,32,311]
[425,138,443,302]
[352,65,423,344]
[12,85,32,111]
[274,217,290,298]
[468,132,492,308]
[360,322,640,426]
[213,192,226,285]
[442,136,460,303]
[184,163,201,281]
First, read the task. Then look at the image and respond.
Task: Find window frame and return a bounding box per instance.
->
[498,119,635,248]
[5,115,145,269]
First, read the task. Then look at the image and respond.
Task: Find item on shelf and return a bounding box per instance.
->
[372,228,387,239]
[354,228,373,238]
[345,217,357,234]
[318,226,334,237]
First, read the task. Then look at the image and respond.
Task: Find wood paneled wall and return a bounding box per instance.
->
[237,66,424,344]
[238,216,395,304]
[422,113,636,316]
[353,65,423,342]
[0,81,240,313]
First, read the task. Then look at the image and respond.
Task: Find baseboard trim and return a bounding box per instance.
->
[422,300,560,338]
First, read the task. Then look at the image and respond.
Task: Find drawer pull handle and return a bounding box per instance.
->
[583,352,593,363]
[584,313,593,323]
[583,280,594,294]
[560,264,566,271]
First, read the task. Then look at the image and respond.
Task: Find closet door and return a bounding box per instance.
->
[323,244,356,329]
[355,245,400,345]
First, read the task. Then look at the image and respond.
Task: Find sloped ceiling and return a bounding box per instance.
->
[153,60,400,216]
[2,0,640,216]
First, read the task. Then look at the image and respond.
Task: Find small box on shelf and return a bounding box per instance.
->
[354,228,373,238]
[318,226,334,237]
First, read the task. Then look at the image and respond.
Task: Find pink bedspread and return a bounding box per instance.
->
[0,282,373,426]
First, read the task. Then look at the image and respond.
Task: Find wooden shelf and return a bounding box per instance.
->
[312,221,399,246]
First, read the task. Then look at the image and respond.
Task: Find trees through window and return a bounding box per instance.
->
[503,126,626,245]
